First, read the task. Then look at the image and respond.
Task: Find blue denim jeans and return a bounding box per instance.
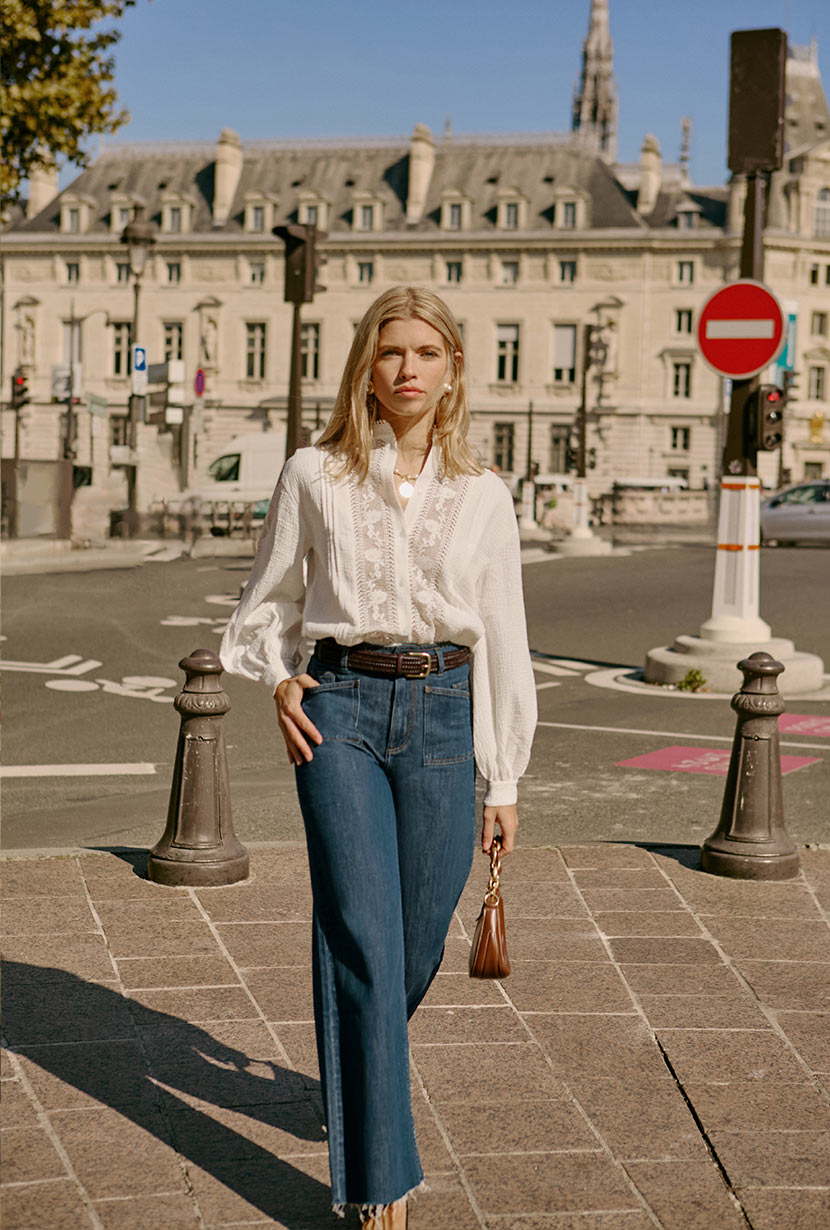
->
[295,639,477,1213]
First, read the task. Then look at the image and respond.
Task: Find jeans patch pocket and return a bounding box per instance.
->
[423,684,474,766]
[302,679,360,742]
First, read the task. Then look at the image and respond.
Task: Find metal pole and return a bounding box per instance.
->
[126,275,141,535]
[285,300,303,460]
[65,302,75,460]
[525,399,534,481]
[577,324,590,479]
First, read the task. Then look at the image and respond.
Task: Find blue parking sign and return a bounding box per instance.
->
[132,345,147,372]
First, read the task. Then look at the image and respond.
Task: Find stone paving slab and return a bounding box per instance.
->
[2,843,829,1228]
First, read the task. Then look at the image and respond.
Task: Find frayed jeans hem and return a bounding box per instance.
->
[331,1178,427,1218]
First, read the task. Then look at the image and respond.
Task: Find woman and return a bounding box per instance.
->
[220,286,536,1228]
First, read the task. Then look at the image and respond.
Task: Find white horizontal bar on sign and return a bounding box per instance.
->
[705,319,775,339]
[1,763,157,778]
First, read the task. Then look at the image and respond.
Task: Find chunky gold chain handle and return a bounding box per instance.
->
[485,836,503,905]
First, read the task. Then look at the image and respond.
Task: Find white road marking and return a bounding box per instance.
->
[705,318,775,339]
[3,654,103,676]
[536,719,826,751]
[533,657,598,673]
[2,763,157,778]
[533,662,579,677]
[535,681,561,691]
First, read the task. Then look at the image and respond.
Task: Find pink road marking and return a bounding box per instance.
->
[615,745,821,776]
[778,714,830,738]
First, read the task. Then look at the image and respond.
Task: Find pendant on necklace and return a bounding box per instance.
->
[399,480,415,499]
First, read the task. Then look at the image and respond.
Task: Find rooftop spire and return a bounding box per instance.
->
[572,0,618,163]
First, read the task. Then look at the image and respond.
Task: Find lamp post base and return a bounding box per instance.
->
[644,634,825,695]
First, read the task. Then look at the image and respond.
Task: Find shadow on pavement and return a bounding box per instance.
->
[1,962,349,1227]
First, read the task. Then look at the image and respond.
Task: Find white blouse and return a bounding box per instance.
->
[219,420,536,806]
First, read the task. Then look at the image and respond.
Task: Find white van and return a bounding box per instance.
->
[198,432,287,504]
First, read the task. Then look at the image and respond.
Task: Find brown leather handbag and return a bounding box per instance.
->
[469,837,511,979]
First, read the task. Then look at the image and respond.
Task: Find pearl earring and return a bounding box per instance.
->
[444,382,452,393]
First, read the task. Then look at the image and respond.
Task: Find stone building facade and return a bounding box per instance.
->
[2,1,829,535]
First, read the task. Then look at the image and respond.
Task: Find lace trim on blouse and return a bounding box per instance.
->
[408,473,471,641]
[349,441,400,644]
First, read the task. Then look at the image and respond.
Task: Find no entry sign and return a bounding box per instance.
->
[697,279,785,379]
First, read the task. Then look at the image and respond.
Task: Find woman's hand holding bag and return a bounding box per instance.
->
[469,836,512,980]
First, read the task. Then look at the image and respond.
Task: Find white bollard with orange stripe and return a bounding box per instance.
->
[699,476,771,644]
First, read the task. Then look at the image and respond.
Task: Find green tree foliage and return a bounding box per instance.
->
[1,0,140,204]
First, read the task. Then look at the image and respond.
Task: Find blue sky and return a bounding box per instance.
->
[89,0,830,187]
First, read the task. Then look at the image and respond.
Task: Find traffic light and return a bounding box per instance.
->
[588,447,597,470]
[747,384,784,451]
[781,369,799,405]
[10,368,29,410]
[273,223,327,304]
[565,445,578,472]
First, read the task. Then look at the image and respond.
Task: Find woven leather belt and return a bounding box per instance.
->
[316,641,470,679]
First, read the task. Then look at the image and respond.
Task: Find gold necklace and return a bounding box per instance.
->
[393,467,420,498]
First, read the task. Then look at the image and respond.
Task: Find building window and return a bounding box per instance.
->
[810,264,820,285]
[559,260,576,284]
[306,204,318,226]
[504,202,519,229]
[672,361,692,398]
[448,202,462,229]
[826,266,830,286]
[496,324,520,383]
[675,309,693,334]
[671,425,691,451]
[245,323,267,379]
[552,324,577,384]
[811,311,828,337]
[360,204,374,230]
[116,262,130,284]
[300,322,320,380]
[804,461,825,479]
[808,366,827,400]
[501,260,519,285]
[446,261,462,284]
[358,260,374,285]
[815,188,830,239]
[250,261,265,284]
[677,261,694,284]
[667,467,689,483]
[66,261,80,284]
[169,206,182,233]
[110,414,129,448]
[67,207,80,233]
[113,322,133,376]
[549,427,569,472]
[118,207,132,228]
[562,201,576,228]
[251,205,265,233]
[167,262,181,285]
[677,211,696,229]
[164,322,183,362]
[493,422,515,471]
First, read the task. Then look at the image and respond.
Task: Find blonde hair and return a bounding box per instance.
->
[316,285,483,482]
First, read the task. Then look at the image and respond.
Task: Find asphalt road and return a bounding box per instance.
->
[2,545,828,853]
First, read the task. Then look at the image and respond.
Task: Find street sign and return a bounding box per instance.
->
[696,279,785,379]
[131,345,148,395]
[87,393,108,417]
[194,367,206,397]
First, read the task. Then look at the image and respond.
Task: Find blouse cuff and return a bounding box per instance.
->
[484,780,518,807]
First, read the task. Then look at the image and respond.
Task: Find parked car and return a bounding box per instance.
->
[760,480,830,545]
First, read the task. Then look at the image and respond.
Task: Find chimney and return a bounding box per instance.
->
[406,123,435,225]
[636,133,661,215]
[26,159,59,219]
[212,128,243,227]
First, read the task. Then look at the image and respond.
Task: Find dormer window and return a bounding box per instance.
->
[440,190,471,231]
[109,192,140,234]
[353,194,383,232]
[161,193,193,234]
[59,194,94,234]
[243,193,277,234]
[551,187,586,231]
[496,191,527,230]
[298,195,328,229]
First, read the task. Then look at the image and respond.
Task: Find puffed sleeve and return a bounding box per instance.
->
[219,456,311,693]
[470,481,537,806]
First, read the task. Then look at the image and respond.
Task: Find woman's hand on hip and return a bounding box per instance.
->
[481,804,518,855]
[274,674,323,766]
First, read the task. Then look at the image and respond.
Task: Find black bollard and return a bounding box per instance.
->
[148,648,249,887]
[701,651,799,881]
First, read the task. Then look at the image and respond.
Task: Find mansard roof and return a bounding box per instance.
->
[13,132,656,238]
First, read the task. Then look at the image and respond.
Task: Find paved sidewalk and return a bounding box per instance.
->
[2,843,829,1229]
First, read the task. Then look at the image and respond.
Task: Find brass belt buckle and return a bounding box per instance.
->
[408,651,432,678]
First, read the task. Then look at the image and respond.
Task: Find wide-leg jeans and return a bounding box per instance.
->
[295,640,477,1213]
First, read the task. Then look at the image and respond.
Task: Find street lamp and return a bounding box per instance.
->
[120,203,156,535]
[555,296,622,557]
